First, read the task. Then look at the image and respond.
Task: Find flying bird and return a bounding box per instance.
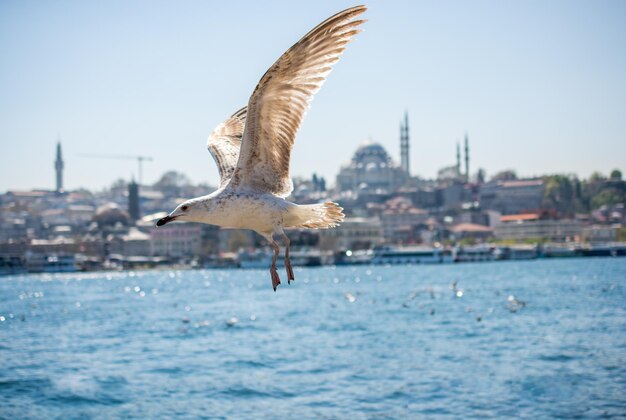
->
[157,5,367,290]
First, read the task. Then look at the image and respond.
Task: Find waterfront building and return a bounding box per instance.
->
[480,179,545,215]
[440,182,467,210]
[318,217,384,251]
[150,224,203,258]
[217,229,257,253]
[108,227,151,257]
[448,223,494,242]
[592,203,625,224]
[456,206,490,226]
[1,190,51,207]
[582,224,619,243]
[41,205,95,227]
[398,187,439,209]
[380,196,429,242]
[29,237,79,256]
[495,212,583,242]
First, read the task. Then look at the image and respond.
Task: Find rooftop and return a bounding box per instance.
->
[450,223,493,233]
[500,213,541,222]
[499,179,544,188]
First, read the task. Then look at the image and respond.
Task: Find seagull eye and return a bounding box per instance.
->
[181,205,188,212]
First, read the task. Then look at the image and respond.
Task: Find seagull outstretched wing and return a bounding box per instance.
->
[228,5,367,197]
[207,106,247,188]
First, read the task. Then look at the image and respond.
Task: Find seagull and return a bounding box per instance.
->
[156,5,366,290]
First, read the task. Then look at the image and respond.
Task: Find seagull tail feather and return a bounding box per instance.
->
[287,201,344,229]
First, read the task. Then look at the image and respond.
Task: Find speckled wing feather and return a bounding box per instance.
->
[207,106,247,188]
[229,5,367,197]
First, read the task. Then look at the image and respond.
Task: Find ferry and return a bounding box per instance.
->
[453,245,496,263]
[25,254,78,273]
[371,246,453,265]
[334,249,374,265]
[541,244,577,258]
[43,255,78,272]
[496,245,538,260]
[578,243,626,257]
[0,255,27,276]
[238,249,322,269]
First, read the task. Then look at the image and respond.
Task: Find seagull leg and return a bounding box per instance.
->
[269,238,281,291]
[282,232,295,283]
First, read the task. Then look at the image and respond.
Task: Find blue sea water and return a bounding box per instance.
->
[1,258,625,419]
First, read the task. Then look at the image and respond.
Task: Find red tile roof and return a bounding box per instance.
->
[500,213,541,222]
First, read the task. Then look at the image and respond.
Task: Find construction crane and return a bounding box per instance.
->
[79,154,154,184]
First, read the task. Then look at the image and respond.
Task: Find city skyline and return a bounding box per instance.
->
[19,132,625,195]
[1,0,625,192]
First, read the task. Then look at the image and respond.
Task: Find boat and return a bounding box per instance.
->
[541,244,577,258]
[578,243,626,257]
[371,246,453,265]
[453,245,496,262]
[238,249,322,269]
[496,245,538,260]
[25,254,78,273]
[334,249,374,265]
[0,255,27,276]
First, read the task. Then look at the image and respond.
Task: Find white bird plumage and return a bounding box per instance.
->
[157,5,367,290]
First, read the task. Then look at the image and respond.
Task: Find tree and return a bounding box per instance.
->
[591,188,624,209]
[476,168,486,184]
[589,172,606,183]
[109,178,127,190]
[154,171,191,189]
[542,175,575,215]
[571,177,587,213]
[610,169,622,181]
[153,171,191,197]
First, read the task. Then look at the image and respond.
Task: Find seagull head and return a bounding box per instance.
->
[156,198,204,227]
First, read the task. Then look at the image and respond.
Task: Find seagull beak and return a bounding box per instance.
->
[156,215,177,227]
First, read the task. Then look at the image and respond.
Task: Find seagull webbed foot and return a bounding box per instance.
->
[270,267,281,291]
[286,259,295,284]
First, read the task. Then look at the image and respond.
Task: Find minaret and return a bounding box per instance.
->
[456,141,461,177]
[464,133,469,182]
[54,141,64,193]
[400,111,410,176]
[128,179,140,221]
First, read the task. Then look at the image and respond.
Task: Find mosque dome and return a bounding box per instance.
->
[353,141,390,162]
[93,202,130,227]
[352,140,391,171]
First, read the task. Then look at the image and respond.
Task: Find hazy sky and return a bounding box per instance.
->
[1,0,625,192]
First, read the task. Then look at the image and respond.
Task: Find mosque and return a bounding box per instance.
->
[335,112,471,194]
[335,140,408,193]
[335,112,411,193]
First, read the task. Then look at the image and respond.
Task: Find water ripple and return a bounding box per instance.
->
[0,258,625,418]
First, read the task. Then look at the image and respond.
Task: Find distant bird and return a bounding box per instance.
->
[507,295,526,313]
[157,6,367,290]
